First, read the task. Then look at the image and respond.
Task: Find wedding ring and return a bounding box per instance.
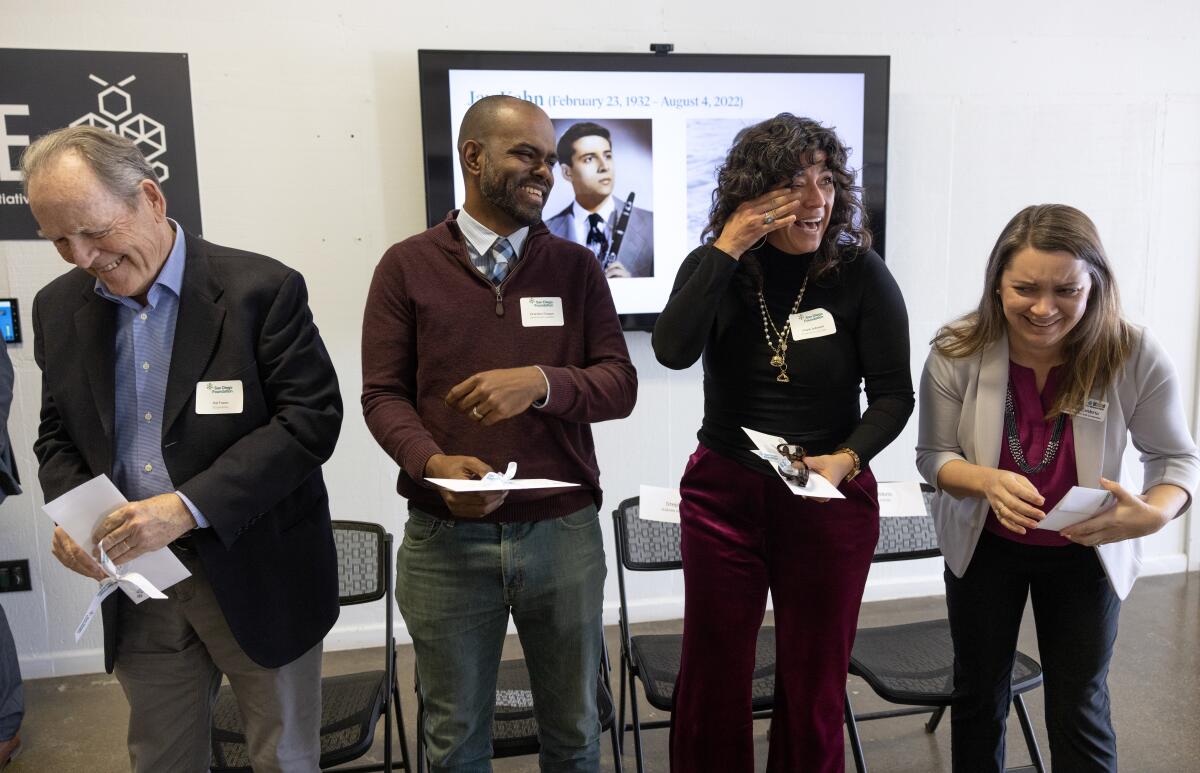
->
[471,406,483,420]
[763,213,776,225]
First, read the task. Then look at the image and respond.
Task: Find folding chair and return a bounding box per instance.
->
[843,486,1046,773]
[413,644,623,772]
[211,520,411,771]
[611,496,776,773]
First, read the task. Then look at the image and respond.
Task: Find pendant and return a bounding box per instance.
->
[770,354,785,368]
[776,371,790,383]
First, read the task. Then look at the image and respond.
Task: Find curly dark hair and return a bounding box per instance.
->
[703,114,872,300]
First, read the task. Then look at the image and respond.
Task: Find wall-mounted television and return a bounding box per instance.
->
[418,49,890,331]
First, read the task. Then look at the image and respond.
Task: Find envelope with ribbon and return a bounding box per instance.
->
[42,475,191,640]
[742,427,846,500]
[427,461,579,492]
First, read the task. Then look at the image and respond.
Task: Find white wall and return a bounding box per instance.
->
[1,0,1198,678]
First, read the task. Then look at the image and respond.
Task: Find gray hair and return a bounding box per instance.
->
[20,126,157,205]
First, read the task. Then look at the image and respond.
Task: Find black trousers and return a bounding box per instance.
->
[945,529,1120,773]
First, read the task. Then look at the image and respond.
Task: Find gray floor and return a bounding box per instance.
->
[10,571,1200,772]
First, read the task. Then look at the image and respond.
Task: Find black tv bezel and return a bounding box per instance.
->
[0,297,20,345]
[417,49,890,332]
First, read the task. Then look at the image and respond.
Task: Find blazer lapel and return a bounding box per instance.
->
[75,291,117,440]
[162,236,225,435]
[974,337,1009,470]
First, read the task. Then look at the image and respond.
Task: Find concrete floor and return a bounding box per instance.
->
[10,571,1200,772]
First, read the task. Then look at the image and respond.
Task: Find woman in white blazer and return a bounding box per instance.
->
[916,204,1200,772]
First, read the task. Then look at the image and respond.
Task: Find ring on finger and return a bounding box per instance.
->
[762,213,776,225]
[471,406,483,420]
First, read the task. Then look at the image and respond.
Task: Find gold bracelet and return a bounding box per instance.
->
[835,447,861,481]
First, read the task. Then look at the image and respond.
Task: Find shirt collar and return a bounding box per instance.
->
[571,196,616,227]
[456,206,529,257]
[94,219,186,310]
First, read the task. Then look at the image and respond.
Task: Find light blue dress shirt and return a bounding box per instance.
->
[95,220,208,528]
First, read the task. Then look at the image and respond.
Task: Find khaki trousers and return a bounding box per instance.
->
[114,551,322,773]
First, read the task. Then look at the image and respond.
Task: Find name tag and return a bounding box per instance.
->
[195,381,244,414]
[1073,398,1108,422]
[789,308,837,341]
[520,297,564,327]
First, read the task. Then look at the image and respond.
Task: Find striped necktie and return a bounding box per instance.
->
[491,237,514,283]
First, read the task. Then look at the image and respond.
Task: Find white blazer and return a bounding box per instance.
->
[916,325,1200,599]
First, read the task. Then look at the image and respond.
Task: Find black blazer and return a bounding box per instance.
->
[33,233,343,670]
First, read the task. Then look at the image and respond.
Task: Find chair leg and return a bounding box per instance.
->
[384,680,393,773]
[625,666,647,773]
[1012,694,1046,773]
[393,678,411,771]
[616,655,628,754]
[925,705,947,734]
[607,711,625,773]
[843,688,868,773]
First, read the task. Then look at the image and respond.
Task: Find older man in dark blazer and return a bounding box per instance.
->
[23,126,341,773]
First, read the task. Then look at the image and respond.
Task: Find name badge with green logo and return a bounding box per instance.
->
[520,297,564,327]
[195,380,244,414]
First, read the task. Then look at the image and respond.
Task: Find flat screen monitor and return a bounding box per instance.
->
[418,50,890,331]
[0,298,19,344]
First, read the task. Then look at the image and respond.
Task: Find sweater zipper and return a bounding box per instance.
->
[492,250,525,317]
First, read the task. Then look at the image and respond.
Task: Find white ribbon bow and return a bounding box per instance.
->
[74,542,167,641]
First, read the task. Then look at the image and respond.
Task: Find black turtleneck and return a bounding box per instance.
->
[652,241,914,474]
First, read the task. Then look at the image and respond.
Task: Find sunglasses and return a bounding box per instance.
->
[775,444,810,486]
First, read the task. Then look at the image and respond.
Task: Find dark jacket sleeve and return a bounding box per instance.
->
[839,252,915,463]
[33,292,92,501]
[652,245,740,369]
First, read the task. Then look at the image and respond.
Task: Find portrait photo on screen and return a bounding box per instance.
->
[544,118,655,279]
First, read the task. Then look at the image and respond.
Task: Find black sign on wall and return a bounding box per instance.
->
[0,48,202,240]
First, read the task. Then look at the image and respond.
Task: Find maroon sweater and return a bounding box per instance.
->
[361,212,638,522]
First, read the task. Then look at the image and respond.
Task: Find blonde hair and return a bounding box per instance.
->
[932,204,1133,417]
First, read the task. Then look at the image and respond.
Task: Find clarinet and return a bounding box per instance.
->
[602,192,635,270]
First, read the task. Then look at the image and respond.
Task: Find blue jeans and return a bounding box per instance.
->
[397,505,606,773]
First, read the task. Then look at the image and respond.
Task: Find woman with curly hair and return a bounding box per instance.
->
[652,114,914,772]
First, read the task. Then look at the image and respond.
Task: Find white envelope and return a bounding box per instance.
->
[42,475,191,603]
[742,427,845,500]
[1036,486,1116,532]
[426,460,579,492]
[427,477,579,492]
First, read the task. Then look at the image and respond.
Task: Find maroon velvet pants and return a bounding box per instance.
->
[669,444,880,773]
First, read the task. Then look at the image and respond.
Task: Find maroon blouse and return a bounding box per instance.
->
[983,362,1075,547]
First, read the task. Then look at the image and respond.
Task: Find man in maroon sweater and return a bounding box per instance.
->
[361,95,636,771]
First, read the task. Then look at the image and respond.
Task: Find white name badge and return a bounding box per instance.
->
[789,308,837,341]
[195,381,244,414]
[520,297,564,327]
[1072,398,1108,422]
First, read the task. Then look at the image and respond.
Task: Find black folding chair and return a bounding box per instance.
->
[843,486,1046,773]
[211,520,411,772]
[413,644,623,772]
[611,497,776,773]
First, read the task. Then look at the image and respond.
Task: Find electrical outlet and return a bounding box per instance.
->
[0,559,32,592]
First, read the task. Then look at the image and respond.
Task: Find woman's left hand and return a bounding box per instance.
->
[799,453,857,502]
[1060,477,1174,546]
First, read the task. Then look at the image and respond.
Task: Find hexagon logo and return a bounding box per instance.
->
[72,73,170,183]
